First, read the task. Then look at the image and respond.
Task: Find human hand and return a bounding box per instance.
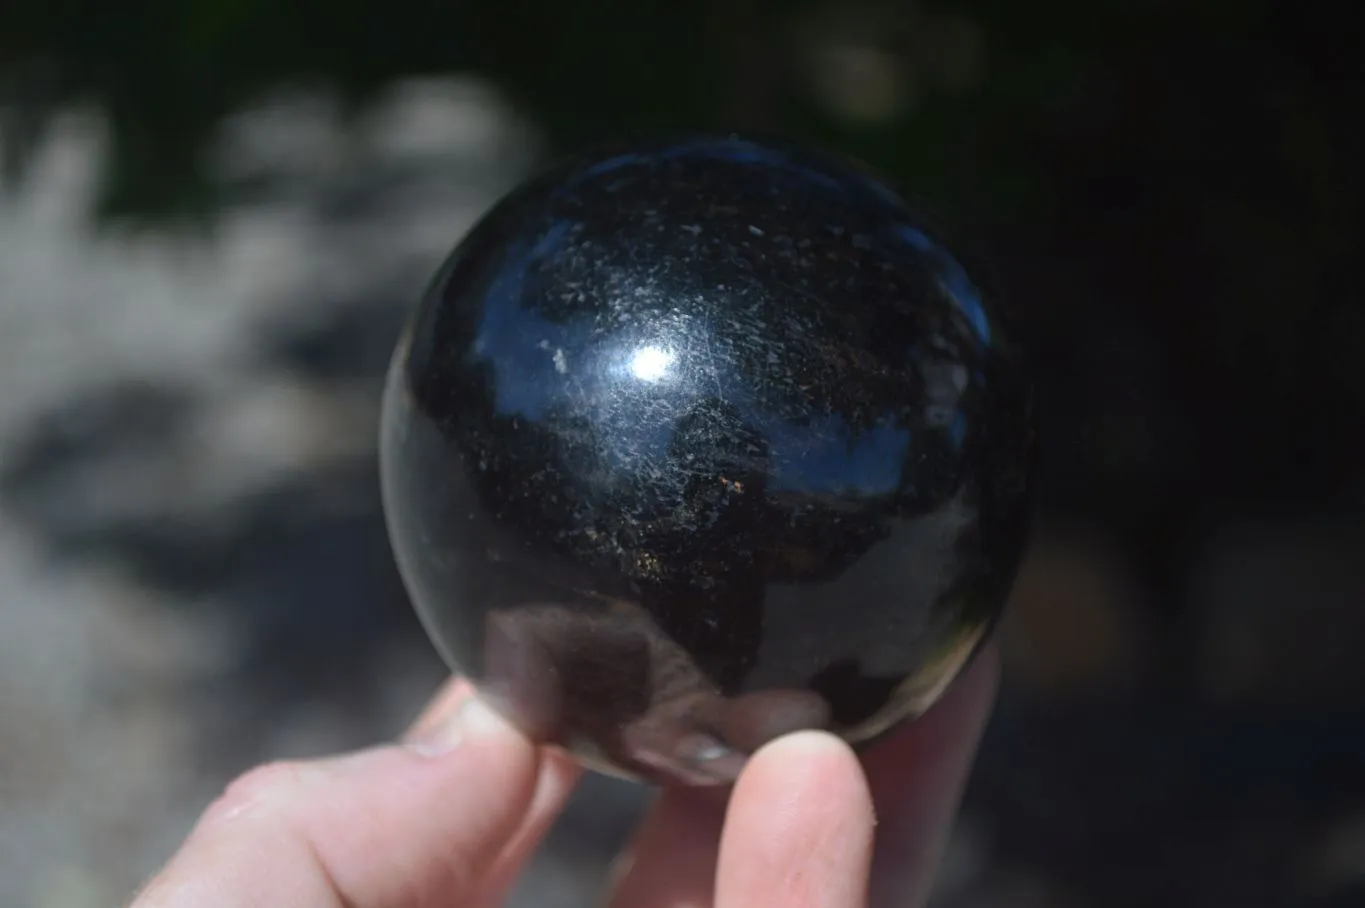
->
[129,647,997,908]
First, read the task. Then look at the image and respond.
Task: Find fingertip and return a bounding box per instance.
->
[718,730,875,908]
[750,728,862,767]
[742,729,873,817]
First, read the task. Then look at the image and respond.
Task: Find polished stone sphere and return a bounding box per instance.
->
[380,135,1035,786]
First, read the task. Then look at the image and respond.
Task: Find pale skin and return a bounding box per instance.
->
[130,646,998,908]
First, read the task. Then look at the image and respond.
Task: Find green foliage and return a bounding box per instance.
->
[0,0,1340,244]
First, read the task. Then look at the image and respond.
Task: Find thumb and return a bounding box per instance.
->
[132,689,541,908]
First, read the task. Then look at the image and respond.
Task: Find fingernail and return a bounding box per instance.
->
[407,694,509,757]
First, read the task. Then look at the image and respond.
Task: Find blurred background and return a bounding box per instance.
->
[2,1,1364,905]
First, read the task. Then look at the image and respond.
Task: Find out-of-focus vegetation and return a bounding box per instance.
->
[0,1,1344,232]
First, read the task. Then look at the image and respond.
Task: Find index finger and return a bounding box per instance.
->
[132,684,547,908]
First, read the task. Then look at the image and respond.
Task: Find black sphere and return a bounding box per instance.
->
[381,135,1035,786]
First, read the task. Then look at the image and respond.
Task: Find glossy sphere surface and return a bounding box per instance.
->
[381,135,1034,786]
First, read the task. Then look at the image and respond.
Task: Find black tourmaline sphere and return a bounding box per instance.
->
[381,135,1034,786]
